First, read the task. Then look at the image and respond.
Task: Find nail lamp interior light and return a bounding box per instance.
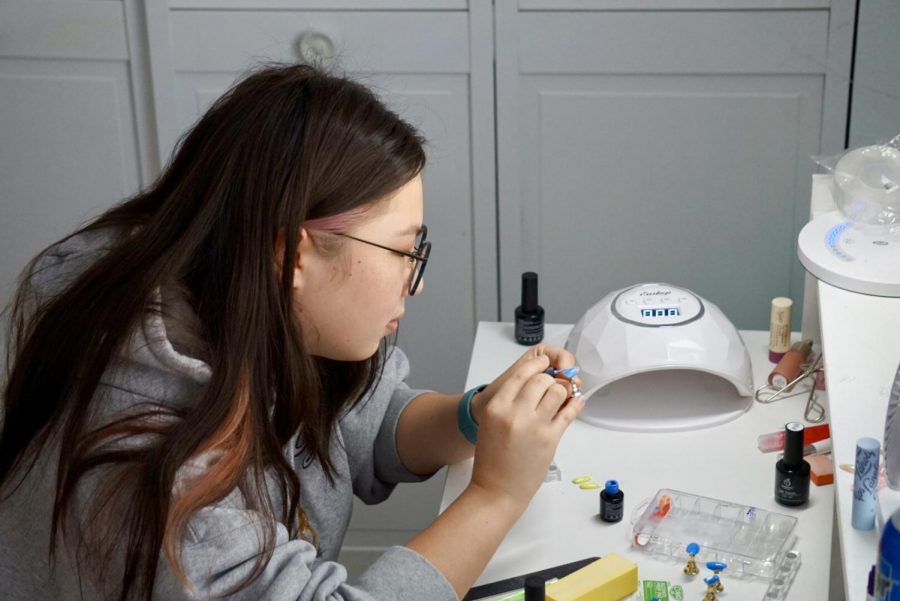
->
[565,283,753,432]
[798,142,900,297]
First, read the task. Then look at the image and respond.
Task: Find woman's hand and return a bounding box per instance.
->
[470,344,582,424]
[467,350,585,511]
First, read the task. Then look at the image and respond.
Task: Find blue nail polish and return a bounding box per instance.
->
[545,366,579,379]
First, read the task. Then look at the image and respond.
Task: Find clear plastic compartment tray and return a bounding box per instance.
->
[631,488,798,579]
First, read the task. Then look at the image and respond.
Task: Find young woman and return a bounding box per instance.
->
[0,64,584,601]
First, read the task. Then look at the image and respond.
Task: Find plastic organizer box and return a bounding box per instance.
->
[631,488,798,579]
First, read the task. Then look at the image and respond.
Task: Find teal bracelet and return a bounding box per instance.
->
[457,384,488,445]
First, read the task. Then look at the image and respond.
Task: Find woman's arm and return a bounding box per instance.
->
[394,391,472,475]
[395,345,581,476]
[403,351,585,598]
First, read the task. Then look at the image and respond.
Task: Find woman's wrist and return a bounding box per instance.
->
[469,385,490,425]
[464,481,528,518]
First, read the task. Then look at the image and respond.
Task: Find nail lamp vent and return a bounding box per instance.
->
[566,283,753,432]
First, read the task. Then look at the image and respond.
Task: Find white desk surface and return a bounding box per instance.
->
[441,323,833,601]
[818,282,900,601]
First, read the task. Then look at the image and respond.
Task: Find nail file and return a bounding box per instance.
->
[545,553,638,601]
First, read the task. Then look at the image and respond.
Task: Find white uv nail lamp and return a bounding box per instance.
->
[565,283,753,432]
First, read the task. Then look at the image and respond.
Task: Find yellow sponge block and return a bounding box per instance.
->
[545,553,638,601]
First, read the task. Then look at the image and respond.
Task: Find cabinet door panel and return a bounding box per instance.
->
[0,3,140,312]
[498,10,828,330]
[517,10,828,74]
[170,11,468,75]
[0,61,140,305]
[512,76,821,326]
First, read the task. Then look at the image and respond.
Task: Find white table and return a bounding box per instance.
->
[818,282,900,601]
[441,323,833,601]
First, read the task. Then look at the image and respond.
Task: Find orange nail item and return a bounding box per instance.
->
[808,454,834,486]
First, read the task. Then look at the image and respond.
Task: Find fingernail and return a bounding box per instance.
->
[561,367,579,379]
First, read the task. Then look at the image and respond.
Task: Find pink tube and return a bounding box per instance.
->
[758,423,830,452]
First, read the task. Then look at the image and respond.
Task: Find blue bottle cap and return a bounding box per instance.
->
[706,561,727,571]
[704,575,720,586]
[686,542,700,555]
[604,480,619,495]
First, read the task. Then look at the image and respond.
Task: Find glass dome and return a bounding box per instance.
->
[833,144,900,230]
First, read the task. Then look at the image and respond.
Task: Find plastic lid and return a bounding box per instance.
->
[604,480,619,495]
[524,575,545,601]
[521,272,539,311]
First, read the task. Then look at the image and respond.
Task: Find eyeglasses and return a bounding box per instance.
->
[338,225,431,296]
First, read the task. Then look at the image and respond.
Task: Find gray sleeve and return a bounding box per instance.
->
[25,229,118,303]
[154,504,457,601]
[339,346,436,505]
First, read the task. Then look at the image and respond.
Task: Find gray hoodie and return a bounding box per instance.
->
[0,230,457,600]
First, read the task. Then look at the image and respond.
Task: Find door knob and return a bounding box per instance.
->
[297,31,335,63]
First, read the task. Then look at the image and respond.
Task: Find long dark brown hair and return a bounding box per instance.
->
[0,63,425,600]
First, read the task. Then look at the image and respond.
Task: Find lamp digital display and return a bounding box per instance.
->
[641,307,680,318]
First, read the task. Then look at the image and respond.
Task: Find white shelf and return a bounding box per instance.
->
[818,282,900,601]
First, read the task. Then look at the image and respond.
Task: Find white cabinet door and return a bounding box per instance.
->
[0,2,143,313]
[496,3,849,331]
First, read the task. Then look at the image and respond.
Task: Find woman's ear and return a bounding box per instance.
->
[292,228,318,291]
[274,229,311,289]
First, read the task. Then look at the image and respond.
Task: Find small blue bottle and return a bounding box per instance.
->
[600,480,624,523]
[877,508,900,600]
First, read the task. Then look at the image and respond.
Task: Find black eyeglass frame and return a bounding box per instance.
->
[337,225,431,296]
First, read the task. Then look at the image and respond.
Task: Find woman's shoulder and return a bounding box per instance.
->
[26,226,126,300]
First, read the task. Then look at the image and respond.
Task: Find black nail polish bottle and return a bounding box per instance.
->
[774,422,810,506]
[515,272,544,345]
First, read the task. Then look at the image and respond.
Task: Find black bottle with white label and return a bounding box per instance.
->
[515,272,544,345]
[774,422,810,506]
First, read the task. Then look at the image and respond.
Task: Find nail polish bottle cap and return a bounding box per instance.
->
[604,480,619,495]
[524,575,545,601]
[521,272,539,312]
[783,422,805,466]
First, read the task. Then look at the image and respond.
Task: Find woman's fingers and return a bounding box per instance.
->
[532,345,576,371]
[552,393,585,430]
[535,379,569,417]
[492,355,550,405]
